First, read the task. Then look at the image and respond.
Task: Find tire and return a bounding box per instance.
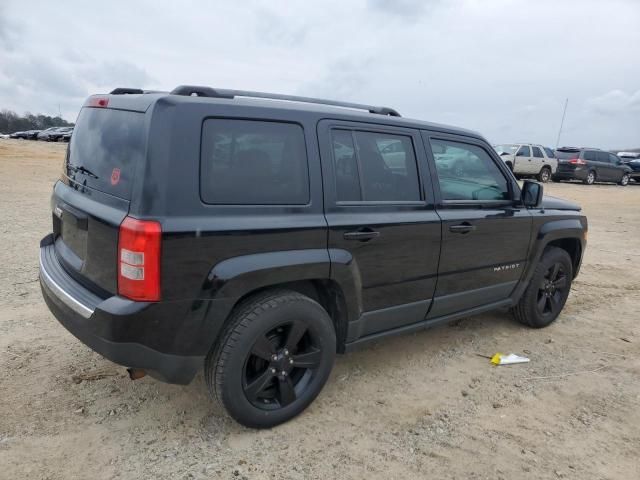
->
[538,166,552,183]
[512,247,573,328]
[618,174,630,186]
[205,290,336,428]
[583,170,596,185]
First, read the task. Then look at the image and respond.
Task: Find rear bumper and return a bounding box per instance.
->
[552,167,588,181]
[39,234,204,384]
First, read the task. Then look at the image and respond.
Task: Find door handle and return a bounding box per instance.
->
[449,223,476,234]
[343,229,380,241]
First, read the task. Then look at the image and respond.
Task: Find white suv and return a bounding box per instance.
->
[494,144,558,182]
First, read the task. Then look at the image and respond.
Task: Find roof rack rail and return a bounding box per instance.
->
[110,88,166,95]
[170,85,401,117]
[110,88,145,95]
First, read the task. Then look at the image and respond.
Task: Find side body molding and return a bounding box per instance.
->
[328,248,363,326]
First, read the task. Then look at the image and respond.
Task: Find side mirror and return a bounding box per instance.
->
[521,180,543,208]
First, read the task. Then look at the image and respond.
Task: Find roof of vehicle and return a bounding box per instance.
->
[556,146,602,151]
[87,86,485,141]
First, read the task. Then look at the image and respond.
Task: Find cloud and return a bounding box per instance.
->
[367,0,433,18]
[0,0,639,147]
[253,8,308,46]
[586,90,640,115]
[81,61,154,89]
[0,5,21,51]
[302,57,374,100]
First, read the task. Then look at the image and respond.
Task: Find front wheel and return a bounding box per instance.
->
[619,174,630,186]
[205,290,336,428]
[512,247,573,328]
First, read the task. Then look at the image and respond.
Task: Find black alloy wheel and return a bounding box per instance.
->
[205,290,336,428]
[243,320,322,410]
[512,246,573,328]
[537,262,568,319]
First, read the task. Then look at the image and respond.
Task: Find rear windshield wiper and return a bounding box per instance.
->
[67,164,99,179]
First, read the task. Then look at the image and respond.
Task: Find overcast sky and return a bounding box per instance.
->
[1,0,639,148]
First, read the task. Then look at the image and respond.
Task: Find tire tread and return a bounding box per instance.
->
[204,290,316,409]
[512,246,572,328]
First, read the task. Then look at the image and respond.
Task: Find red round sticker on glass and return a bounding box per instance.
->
[111,168,121,186]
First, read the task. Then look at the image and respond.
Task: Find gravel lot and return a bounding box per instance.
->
[1,139,638,479]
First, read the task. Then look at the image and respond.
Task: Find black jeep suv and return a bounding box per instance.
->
[39,86,587,428]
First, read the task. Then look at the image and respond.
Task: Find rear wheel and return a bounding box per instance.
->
[538,166,552,183]
[619,174,630,186]
[512,247,573,328]
[583,170,596,185]
[205,290,336,428]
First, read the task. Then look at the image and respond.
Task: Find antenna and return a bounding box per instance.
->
[555,98,568,148]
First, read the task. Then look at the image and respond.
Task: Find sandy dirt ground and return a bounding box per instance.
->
[0,139,638,479]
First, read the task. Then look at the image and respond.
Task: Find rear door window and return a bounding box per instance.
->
[67,107,146,199]
[596,151,609,163]
[516,145,531,157]
[200,119,309,205]
[330,129,421,202]
[584,151,597,161]
[532,146,544,158]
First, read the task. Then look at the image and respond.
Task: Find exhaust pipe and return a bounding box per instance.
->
[127,368,147,380]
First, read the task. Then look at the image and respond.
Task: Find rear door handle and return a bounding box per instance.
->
[343,229,380,241]
[449,223,476,234]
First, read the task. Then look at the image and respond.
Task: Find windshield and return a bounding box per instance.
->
[67,107,146,200]
[494,144,518,155]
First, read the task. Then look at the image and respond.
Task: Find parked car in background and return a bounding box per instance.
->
[38,127,72,141]
[554,147,631,185]
[493,143,557,182]
[433,144,489,178]
[618,152,640,183]
[9,131,25,139]
[25,130,42,140]
[60,128,74,142]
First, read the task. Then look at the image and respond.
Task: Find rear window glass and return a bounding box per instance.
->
[555,150,580,159]
[200,119,309,205]
[67,107,145,199]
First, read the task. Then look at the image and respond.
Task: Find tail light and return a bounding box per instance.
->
[568,158,586,165]
[118,217,161,301]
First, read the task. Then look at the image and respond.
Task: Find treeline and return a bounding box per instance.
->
[0,110,74,133]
